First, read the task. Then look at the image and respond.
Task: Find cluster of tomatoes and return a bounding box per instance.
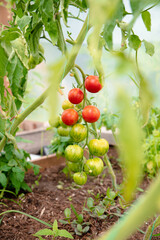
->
[52,75,109,185]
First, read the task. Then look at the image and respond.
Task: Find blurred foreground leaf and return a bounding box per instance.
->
[117,91,144,202]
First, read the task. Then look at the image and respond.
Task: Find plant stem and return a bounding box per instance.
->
[0,210,52,228]
[0,14,90,153]
[103,154,118,191]
[74,64,86,81]
[56,13,67,55]
[72,68,82,86]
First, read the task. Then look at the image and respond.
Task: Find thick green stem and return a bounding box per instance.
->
[103,154,118,191]
[72,68,82,86]
[0,14,90,153]
[56,13,67,54]
[97,173,160,240]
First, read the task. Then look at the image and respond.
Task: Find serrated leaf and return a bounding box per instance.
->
[11,36,29,69]
[45,21,58,46]
[34,228,54,236]
[128,34,141,51]
[141,11,151,31]
[27,22,43,57]
[8,159,17,167]
[0,172,7,187]
[143,40,155,56]
[7,53,28,109]
[58,229,73,239]
[17,15,32,31]
[10,172,21,194]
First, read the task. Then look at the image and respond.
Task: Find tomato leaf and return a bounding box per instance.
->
[11,36,29,69]
[17,15,32,31]
[143,40,155,56]
[128,34,141,51]
[103,0,125,49]
[0,116,6,135]
[141,10,151,31]
[0,172,7,187]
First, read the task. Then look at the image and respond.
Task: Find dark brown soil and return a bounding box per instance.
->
[0,147,160,240]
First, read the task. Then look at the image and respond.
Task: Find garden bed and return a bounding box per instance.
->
[0,147,159,240]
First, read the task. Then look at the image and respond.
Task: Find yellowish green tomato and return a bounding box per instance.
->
[57,126,70,136]
[73,172,87,185]
[65,145,83,162]
[62,100,74,110]
[67,161,82,172]
[88,138,109,156]
[70,124,87,142]
[49,116,60,128]
[84,158,104,176]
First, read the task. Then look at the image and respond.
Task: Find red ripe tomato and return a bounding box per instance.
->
[68,88,84,104]
[85,75,102,93]
[82,105,100,123]
[61,109,78,126]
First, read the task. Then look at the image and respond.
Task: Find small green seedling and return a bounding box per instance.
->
[33,220,73,240]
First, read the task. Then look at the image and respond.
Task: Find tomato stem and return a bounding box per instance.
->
[103,154,118,191]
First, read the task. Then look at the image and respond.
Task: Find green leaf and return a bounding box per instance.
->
[141,11,151,31]
[33,164,40,175]
[77,224,82,232]
[60,0,69,25]
[4,144,14,160]
[64,208,71,218]
[17,15,32,31]
[103,0,125,49]
[117,92,144,202]
[128,34,141,51]
[0,172,7,187]
[7,53,28,109]
[34,228,54,236]
[11,36,29,69]
[12,167,25,182]
[27,22,43,57]
[21,182,32,192]
[53,220,58,232]
[130,0,141,13]
[0,43,8,77]
[45,21,58,46]
[8,159,17,167]
[0,116,6,135]
[87,197,94,208]
[10,172,21,194]
[143,40,155,56]
[58,229,73,239]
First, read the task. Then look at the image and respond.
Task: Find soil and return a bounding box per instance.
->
[0,147,160,240]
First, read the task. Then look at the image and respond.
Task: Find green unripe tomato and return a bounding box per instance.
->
[62,100,74,110]
[88,138,109,156]
[49,116,60,128]
[73,172,87,185]
[84,158,104,176]
[67,161,82,172]
[65,145,83,162]
[28,55,36,69]
[57,126,70,136]
[70,124,87,142]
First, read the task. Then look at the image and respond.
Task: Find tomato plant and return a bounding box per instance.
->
[82,105,100,123]
[70,124,87,142]
[88,139,109,156]
[67,161,83,173]
[61,109,79,126]
[85,76,102,93]
[73,172,87,185]
[68,88,84,104]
